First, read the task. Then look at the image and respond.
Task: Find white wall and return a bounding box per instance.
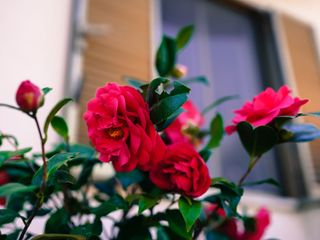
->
[0,0,72,151]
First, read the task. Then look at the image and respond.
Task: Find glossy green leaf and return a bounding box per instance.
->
[51,116,69,141]
[210,178,243,217]
[182,76,208,85]
[45,209,70,234]
[202,95,238,115]
[150,94,188,124]
[42,87,53,95]
[138,195,159,214]
[178,197,202,232]
[156,108,184,131]
[0,183,37,197]
[176,25,194,50]
[91,194,128,217]
[43,98,72,142]
[116,169,145,189]
[237,122,278,158]
[32,234,85,240]
[47,169,76,185]
[157,227,170,240]
[70,218,102,238]
[241,178,280,187]
[0,147,32,167]
[0,209,20,226]
[156,36,177,77]
[32,153,78,186]
[165,210,191,239]
[146,77,169,106]
[205,113,224,150]
[125,77,145,89]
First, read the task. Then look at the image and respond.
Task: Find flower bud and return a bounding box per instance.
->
[171,64,188,78]
[16,80,44,112]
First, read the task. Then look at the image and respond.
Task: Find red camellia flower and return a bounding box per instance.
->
[225,85,309,134]
[16,80,43,112]
[0,171,10,205]
[149,142,210,198]
[164,100,204,145]
[84,83,166,172]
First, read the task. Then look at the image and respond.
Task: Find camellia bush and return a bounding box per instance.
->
[1,25,320,240]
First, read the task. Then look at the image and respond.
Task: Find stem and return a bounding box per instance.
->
[18,198,42,239]
[0,103,31,117]
[19,114,47,240]
[238,156,261,186]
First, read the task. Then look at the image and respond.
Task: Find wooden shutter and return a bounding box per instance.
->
[277,14,320,188]
[78,0,152,143]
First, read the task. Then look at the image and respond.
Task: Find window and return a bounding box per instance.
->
[161,0,306,196]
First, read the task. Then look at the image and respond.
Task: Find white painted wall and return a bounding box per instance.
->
[0,0,72,152]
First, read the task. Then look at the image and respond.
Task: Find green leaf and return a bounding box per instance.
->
[165,210,191,239]
[199,149,211,162]
[116,169,145,189]
[138,195,159,214]
[124,77,146,89]
[241,178,280,187]
[182,76,208,85]
[70,218,102,238]
[156,36,177,77]
[210,178,243,217]
[0,209,20,226]
[178,197,202,232]
[0,147,32,167]
[32,152,78,186]
[47,169,76,185]
[205,113,224,150]
[202,95,239,115]
[42,87,53,95]
[176,25,195,50]
[157,227,170,240]
[150,93,188,124]
[51,116,69,141]
[146,77,169,106]
[91,194,128,217]
[0,183,37,197]
[237,122,278,158]
[32,234,85,240]
[43,98,72,142]
[45,209,70,234]
[156,108,184,131]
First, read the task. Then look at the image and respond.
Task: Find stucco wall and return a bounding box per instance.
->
[0,0,72,151]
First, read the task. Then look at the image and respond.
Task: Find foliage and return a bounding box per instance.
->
[0,25,319,240]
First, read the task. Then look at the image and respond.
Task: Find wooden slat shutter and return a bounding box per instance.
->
[78,0,152,143]
[277,14,320,188]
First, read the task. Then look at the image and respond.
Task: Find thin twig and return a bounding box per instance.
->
[18,114,47,240]
[238,156,261,186]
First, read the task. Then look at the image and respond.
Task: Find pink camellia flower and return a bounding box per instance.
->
[0,171,10,206]
[205,204,271,240]
[16,80,43,112]
[164,100,204,145]
[242,207,271,240]
[84,83,166,172]
[149,142,210,198]
[226,85,309,134]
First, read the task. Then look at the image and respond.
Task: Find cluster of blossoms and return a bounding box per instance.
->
[83,83,211,198]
